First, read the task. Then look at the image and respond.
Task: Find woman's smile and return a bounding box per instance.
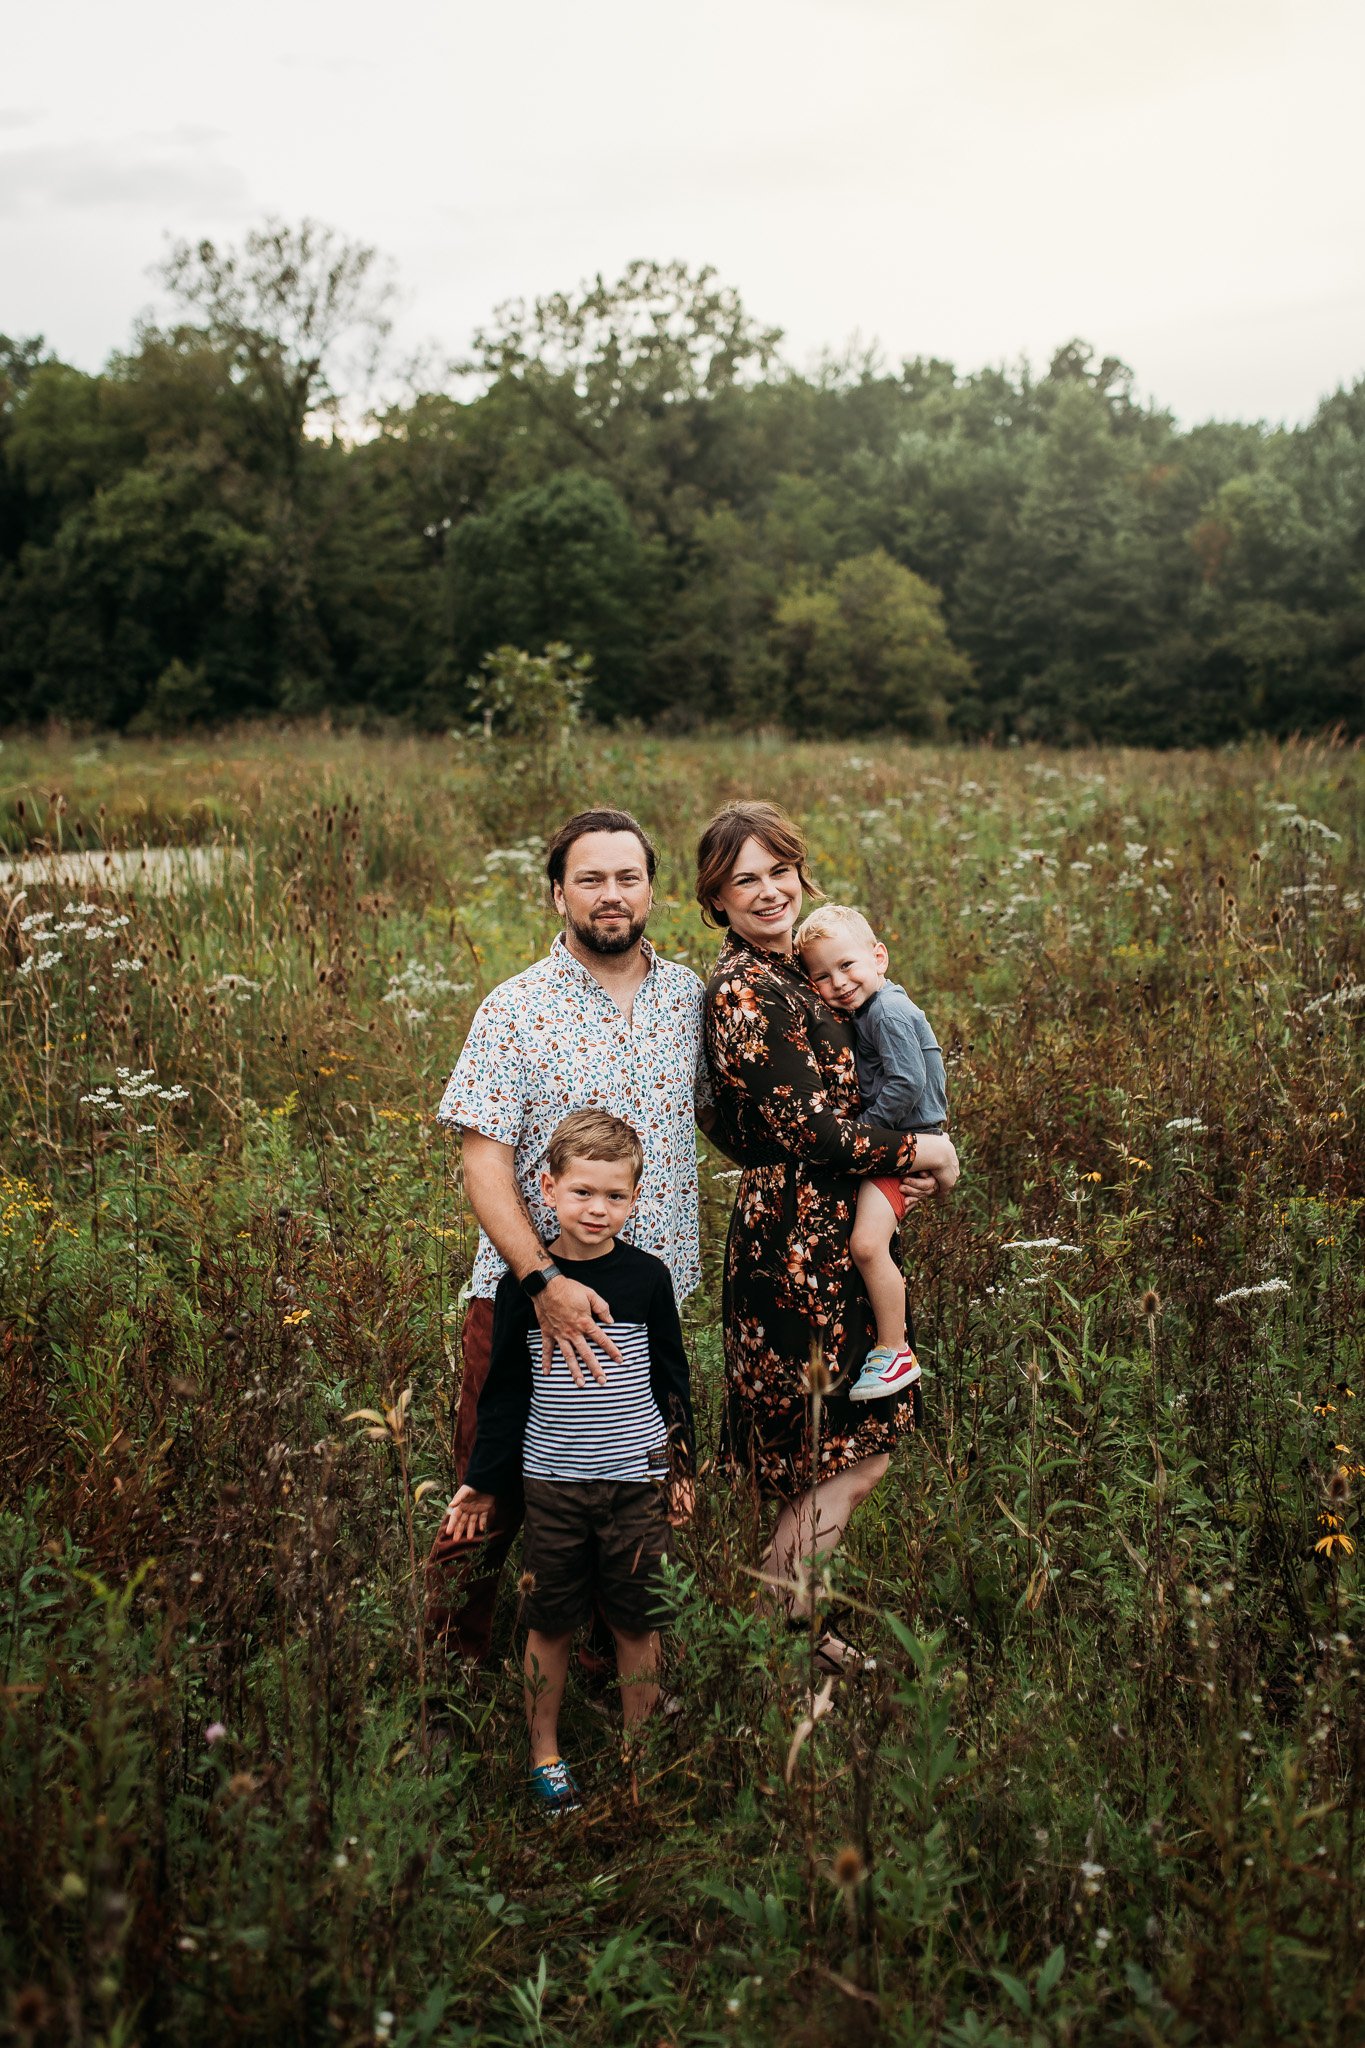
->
[713,835,805,950]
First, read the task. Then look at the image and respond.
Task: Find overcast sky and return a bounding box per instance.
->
[4,0,1361,426]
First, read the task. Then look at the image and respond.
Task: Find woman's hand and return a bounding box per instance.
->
[441,1484,496,1543]
[902,1134,959,1200]
[899,1170,941,1209]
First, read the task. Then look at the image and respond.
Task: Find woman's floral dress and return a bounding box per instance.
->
[704,934,920,1497]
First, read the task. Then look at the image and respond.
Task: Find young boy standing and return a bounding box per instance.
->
[796,906,950,1403]
[441,1109,694,1814]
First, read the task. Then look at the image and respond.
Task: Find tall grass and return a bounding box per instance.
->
[1,725,1362,2045]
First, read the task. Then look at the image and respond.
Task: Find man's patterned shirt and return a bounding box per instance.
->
[437,935,706,1300]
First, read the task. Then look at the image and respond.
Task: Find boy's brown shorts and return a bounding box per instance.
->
[521,1477,672,1637]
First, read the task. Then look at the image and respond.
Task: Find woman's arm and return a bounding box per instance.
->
[710,969,916,1176]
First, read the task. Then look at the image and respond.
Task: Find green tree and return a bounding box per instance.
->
[157,219,396,481]
[774,550,970,735]
[448,471,653,718]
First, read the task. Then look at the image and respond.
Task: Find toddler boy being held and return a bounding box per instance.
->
[441,1109,693,1815]
[797,906,949,1403]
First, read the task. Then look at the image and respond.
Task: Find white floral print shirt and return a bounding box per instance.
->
[437,935,707,1300]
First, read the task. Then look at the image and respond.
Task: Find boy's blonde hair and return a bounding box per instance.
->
[545,1108,645,1185]
[795,904,880,953]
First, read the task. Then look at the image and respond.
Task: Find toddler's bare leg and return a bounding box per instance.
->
[611,1625,660,1735]
[850,1180,907,1352]
[524,1628,573,1764]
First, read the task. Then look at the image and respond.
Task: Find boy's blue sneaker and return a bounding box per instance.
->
[847,1345,922,1403]
[528,1757,582,1815]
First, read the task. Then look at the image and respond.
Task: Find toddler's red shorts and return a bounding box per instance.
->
[866,1174,907,1223]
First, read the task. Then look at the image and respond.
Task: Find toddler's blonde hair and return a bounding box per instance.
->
[795,903,880,953]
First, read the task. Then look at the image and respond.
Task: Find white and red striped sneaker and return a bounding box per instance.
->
[847,1344,922,1402]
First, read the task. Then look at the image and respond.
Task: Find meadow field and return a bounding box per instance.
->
[1,723,1362,2047]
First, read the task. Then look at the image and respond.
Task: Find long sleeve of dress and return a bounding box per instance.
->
[718,969,918,1176]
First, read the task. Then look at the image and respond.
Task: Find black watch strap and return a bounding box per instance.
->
[520,1261,561,1299]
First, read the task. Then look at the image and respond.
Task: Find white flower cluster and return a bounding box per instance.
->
[482,841,542,876]
[81,1066,191,1119]
[1165,1116,1207,1133]
[1214,1278,1290,1308]
[1304,982,1365,1015]
[17,902,133,976]
[1003,1238,1081,1254]
[383,959,471,1026]
[1266,804,1343,844]
[206,973,262,1002]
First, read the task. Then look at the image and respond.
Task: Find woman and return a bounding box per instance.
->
[696,800,958,1671]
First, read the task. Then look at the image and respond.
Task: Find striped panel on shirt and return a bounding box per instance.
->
[523,1322,668,1485]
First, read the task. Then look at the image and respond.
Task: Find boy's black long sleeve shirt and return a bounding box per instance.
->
[463,1240,695,1499]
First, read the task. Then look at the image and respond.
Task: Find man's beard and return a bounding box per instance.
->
[566,907,648,957]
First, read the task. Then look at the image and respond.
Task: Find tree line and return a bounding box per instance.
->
[2,222,1362,743]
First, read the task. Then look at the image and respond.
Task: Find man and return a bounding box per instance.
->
[426,806,707,1659]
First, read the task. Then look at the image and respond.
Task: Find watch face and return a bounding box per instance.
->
[522,1264,552,1297]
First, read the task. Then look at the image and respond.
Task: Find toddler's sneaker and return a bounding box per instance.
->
[528,1757,582,1815]
[848,1344,921,1402]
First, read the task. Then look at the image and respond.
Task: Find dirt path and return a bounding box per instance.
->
[0,846,240,894]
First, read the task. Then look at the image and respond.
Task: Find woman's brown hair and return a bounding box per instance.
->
[694,799,825,929]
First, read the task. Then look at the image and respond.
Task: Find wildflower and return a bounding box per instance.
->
[1141,1290,1161,1317]
[1164,1116,1206,1133]
[1080,1170,1102,1184]
[830,1846,867,1888]
[205,1721,227,1745]
[1214,1278,1290,1307]
[281,1308,312,1327]
[1315,1529,1355,1559]
[1094,1927,1112,1952]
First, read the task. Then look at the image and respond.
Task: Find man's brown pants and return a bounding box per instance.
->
[424,1299,520,1660]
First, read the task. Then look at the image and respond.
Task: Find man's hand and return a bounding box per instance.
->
[442,1484,496,1543]
[534,1273,621,1387]
[668,1475,695,1526]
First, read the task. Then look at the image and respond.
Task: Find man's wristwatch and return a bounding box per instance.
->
[520,1261,561,1300]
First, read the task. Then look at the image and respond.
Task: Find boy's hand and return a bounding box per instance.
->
[668,1476,695,1526]
[441,1484,496,1543]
